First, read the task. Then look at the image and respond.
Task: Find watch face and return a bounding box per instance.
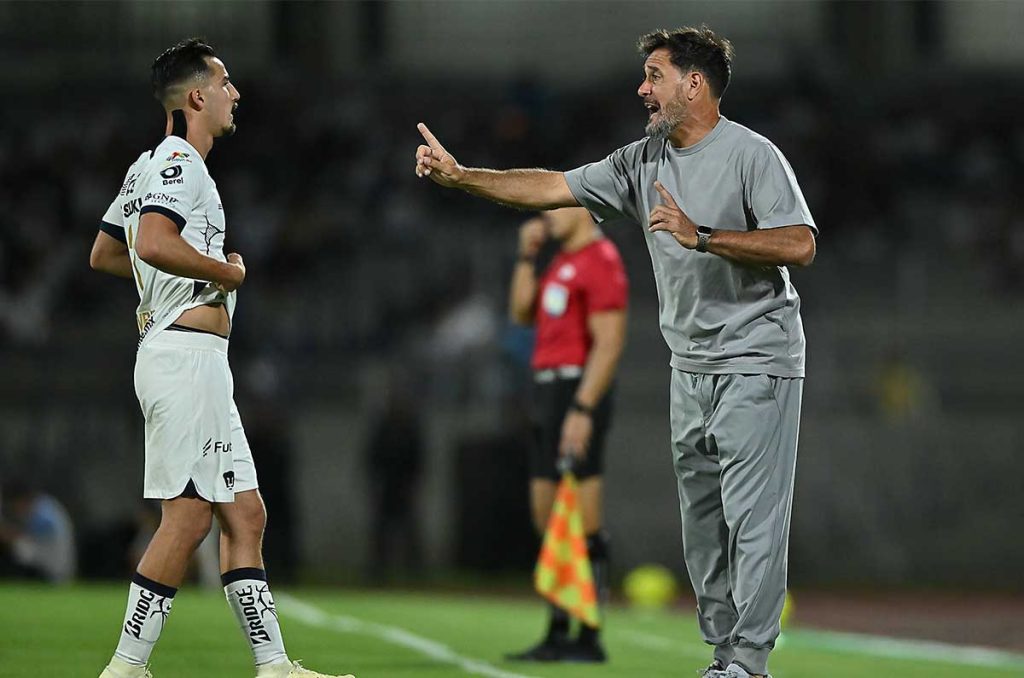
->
[698,226,713,235]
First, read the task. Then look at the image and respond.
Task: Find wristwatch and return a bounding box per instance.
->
[695,225,714,253]
[569,399,594,417]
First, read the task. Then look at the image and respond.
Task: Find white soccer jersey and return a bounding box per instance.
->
[101,135,235,345]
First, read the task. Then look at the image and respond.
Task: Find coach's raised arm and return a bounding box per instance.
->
[414,122,577,210]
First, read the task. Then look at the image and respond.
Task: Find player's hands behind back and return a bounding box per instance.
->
[218,252,246,293]
[415,123,463,187]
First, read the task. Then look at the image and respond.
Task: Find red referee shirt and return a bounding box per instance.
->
[532,238,628,371]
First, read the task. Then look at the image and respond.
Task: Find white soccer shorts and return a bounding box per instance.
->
[134,329,259,502]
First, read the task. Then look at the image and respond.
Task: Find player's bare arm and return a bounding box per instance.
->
[90,231,134,279]
[648,181,816,267]
[135,212,245,292]
[508,218,547,324]
[415,123,578,210]
[559,309,627,459]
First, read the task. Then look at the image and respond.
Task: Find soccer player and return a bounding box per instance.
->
[89,39,353,678]
[414,26,815,678]
[506,208,627,663]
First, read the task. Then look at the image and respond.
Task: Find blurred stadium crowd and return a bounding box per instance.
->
[2,2,1024,590]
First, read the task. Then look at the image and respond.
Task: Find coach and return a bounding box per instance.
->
[414,25,815,678]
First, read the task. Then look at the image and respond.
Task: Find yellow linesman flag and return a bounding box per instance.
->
[534,471,600,628]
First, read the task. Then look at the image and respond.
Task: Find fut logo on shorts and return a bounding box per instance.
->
[542,282,570,318]
[223,471,235,491]
[202,438,232,457]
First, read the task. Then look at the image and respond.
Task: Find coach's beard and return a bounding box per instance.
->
[645,108,682,142]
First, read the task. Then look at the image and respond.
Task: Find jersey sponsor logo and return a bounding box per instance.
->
[144,191,179,205]
[137,314,155,348]
[119,173,139,196]
[231,584,276,645]
[122,198,143,218]
[542,282,570,317]
[136,311,153,335]
[123,589,172,640]
[201,216,225,255]
[165,151,191,162]
[202,438,232,457]
[160,165,184,185]
[557,263,577,281]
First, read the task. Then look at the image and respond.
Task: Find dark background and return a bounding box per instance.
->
[1,1,1022,596]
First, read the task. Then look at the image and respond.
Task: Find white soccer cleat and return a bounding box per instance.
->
[99,656,153,678]
[255,660,355,678]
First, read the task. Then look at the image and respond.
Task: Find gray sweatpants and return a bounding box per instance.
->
[670,370,802,676]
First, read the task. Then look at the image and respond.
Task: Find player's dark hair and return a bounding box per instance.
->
[638,25,734,99]
[151,38,217,105]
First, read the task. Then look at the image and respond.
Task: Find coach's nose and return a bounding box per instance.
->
[638,79,652,97]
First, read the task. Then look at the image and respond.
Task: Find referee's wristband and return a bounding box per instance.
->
[569,399,594,416]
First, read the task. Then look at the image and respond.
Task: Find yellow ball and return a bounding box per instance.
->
[623,564,678,609]
[780,591,794,629]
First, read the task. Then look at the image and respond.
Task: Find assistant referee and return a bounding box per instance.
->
[506,208,628,664]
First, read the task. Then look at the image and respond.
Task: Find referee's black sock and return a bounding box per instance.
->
[578,530,610,645]
[545,603,570,641]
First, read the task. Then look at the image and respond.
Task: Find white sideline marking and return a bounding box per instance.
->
[619,626,1024,671]
[277,594,540,678]
[788,629,1024,671]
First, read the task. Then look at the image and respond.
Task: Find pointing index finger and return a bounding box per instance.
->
[654,180,678,208]
[417,122,445,151]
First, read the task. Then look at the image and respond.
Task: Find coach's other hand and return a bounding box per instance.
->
[415,123,463,187]
[218,252,246,293]
[559,410,593,461]
[648,181,698,249]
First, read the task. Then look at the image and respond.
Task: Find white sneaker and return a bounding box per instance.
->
[255,660,355,678]
[99,657,153,678]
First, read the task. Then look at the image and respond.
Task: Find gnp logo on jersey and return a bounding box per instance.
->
[160,165,184,185]
[223,471,235,491]
[144,192,179,206]
[165,151,191,162]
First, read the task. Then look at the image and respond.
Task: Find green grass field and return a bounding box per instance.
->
[1,584,1021,677]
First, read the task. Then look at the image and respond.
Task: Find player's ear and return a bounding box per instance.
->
[186,88,204,111]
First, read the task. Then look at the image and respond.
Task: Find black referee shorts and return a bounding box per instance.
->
[529,375,614,481]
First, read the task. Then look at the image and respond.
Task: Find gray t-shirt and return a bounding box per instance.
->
[565,116,816,377]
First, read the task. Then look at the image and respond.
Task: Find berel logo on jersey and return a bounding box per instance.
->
[557,264,577,281]
[160,165,184,185]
